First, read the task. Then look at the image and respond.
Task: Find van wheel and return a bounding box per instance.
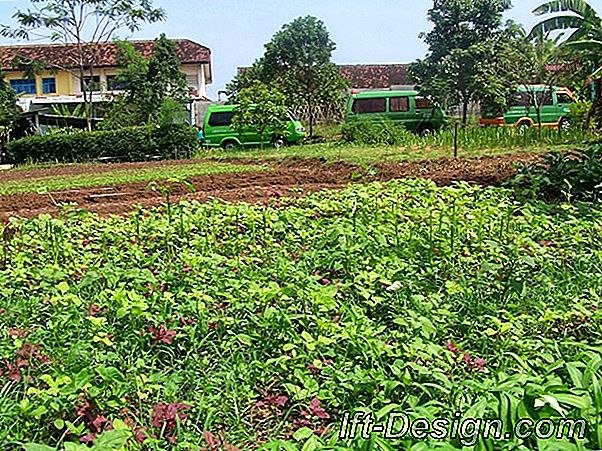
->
[559,117,572,130]
[222,141,238,151]
[272,137,286,149]
[517,121,531,129]
[419,126,435,137]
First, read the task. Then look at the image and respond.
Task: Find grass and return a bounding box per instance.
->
[1,180,601,450]
[0,161,268,195]
[207,125,594,165]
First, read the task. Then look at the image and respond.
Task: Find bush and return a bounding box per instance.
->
[511,143,602,202]
[569,101,594,130]
[341,118,414,145]
[6,124,199,164]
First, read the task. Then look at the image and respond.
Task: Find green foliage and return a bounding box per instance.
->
[410,0,518,123]
[530,0,602,126]
[1,181,602,447]
[569,101,595,129]
[50,103,88,119]
[0,72,20,148]
[226,16,348,135]
[6,124,198,164]
[341,118,414,145]
[512,143,602,201]
[0,0,165,128]
[341,120,587,150]
[103,35,189,128]
[231,81,289,143]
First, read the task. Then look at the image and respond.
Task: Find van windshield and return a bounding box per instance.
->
[415,97,433,109]
[208,112,235,127]
[556,93,574,104]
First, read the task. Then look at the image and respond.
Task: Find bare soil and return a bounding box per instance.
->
[0,153,539,219]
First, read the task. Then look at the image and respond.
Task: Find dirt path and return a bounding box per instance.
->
[0,153,539,219]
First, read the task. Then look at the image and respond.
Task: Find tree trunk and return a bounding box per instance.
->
[592,79,602,130]
[461,102,468,126]
[308,96,314,138]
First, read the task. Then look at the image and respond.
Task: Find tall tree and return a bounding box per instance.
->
[231,81,288,148]
[103,34,189,128]
[530,0,602,126]
[226,16,348,136]
[1,0,165,129]
[410,0,512,125]
[0,72,20,149]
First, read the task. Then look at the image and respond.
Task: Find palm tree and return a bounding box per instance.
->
[530,0,602,125]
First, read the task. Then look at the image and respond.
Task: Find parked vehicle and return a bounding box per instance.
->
[480,85,576,129]
[345,90,447,135]
[201,104,306,150]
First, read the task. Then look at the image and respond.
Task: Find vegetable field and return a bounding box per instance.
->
[1,179,601,450]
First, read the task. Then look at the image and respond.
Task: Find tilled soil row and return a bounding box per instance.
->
[0,153,540,219]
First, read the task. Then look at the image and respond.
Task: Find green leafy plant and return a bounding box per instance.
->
[341,118,415,146]
[6,124,198,164]
[511,143,602,201]
[231,81,289,147]
[1,178,602,448]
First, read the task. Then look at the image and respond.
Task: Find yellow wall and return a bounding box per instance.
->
[5,70,73,96]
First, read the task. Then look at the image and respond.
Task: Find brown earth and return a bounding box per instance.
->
[0,153,540,219]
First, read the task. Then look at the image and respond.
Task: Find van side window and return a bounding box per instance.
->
[415,97,433,109]
[535,90,554,106]
[208,112,235,126]
[509,92,531,107]
[352,98,386,114]
[390,97,409,112]
[556,93,574,104]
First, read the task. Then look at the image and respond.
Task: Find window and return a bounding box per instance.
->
[352,98,387,114]
[390,97,409,112]
[534,89,554,106]
[106,75,129,91]
[81,76,101,92]
[415,97,433,110]
[10,79,37,95]
[186,74,199,87]
[556,93,574,105]
[208,112,235,127]
[509,92,531,108]
[42,77,56,94]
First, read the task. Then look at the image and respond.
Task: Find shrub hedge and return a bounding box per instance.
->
[6,124,199,164]
[341,117,414,145]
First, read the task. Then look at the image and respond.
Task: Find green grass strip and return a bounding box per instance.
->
[0,162,268,195]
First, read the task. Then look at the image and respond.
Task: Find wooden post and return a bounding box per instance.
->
[454,121,459,159]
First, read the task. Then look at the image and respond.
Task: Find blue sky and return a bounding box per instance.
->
[0,0,569,98]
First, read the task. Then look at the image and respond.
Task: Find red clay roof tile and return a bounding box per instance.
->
[0,39,210,70]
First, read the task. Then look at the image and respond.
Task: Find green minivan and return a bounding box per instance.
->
[480,85,576,129]
[202,104,306,150]
[346,90,447,135]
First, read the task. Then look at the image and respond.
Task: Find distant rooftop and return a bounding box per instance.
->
[339,64,413,90]
[237,63,413,90]
[0,39,211,70]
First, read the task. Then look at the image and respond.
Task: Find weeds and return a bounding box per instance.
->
[1,180,601,449]
[511,143,602,202]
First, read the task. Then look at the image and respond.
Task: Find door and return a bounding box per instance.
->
[388,96,413,130]
[205,111,237,146]
[506,91,531,125]
[555,91,574,120]
[534,89,557,125]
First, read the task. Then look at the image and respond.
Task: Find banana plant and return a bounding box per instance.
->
[530,0,602,116]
